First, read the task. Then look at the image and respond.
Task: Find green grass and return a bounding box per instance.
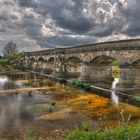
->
[1,124,140,140]
[64,124,140,140]
[82,121,90,131]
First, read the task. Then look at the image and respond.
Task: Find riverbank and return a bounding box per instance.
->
[26,70,140,107]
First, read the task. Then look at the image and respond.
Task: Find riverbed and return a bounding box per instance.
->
[0,72,140,140]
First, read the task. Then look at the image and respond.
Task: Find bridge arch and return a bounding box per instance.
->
[30,57,37,61]
[65,56,82,63]
[131,59,140,67]
[89,55,116,65]
[38,57,45,61]
[36,57,47,71]
[88,55,119,82]
[29,57,38,69]
[47,57,55,63]
[130,55,140,64]
[43,57,55,74]
[65,57,83,78]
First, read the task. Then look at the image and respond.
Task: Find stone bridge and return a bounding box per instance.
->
[21,39,140,91]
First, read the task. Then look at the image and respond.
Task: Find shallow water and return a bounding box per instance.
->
[0,72,140,139]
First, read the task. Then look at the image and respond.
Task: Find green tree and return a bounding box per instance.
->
[3,42,18,57]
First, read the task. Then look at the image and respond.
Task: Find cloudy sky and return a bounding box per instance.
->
[0,0,140,51]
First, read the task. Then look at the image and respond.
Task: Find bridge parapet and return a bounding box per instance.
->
[65,39,140,54]
[25,39,140,56]
[24,48,65,57]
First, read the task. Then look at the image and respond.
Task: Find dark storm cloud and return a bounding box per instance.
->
[18,0,94,33]
[0,0,140,51]
[18,0,38,8]
[17,0,126,38]
[120,0,140,36]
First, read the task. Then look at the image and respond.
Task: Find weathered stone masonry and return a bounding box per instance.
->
[21,39,140,91]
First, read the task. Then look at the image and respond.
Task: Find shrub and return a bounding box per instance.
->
[112,60,120,66]
[134,96,140,102]
[70,80,83,87]
[83,83,91,91]
[59,78,67,84]
[70,80,91,91]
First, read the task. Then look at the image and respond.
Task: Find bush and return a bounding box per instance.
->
[112,60,120,66]
[70,80,91,91]
[134,96,140,102]
[59,78,67,84]
[83,83,91,91]
[71,80,84,87]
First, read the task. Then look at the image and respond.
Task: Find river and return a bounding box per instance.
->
[0,72,140,139]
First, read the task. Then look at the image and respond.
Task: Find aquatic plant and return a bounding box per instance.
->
[119,109,132,126]
[82,121,90,132]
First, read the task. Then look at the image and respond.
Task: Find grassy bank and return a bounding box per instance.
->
[1,124,139,140]
[65,124,140,140]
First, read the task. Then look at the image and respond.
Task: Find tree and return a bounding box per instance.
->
[3,42,18,57]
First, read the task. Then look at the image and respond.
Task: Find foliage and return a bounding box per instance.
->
[65,124,140,140]
[112,66,120,78]
[59,78,67,84]
[82,121,90,131]
[112,72,120,78]
[134,96,140,102]
[112,60,120,66]
[70,80,91,91]
[2,42,18,57]
[112,60,120,78]
[83,83,91,91]
[0,53,23,72]
[0,42,23,72]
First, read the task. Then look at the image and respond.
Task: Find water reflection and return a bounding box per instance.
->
[0,76,9,89]
[0,94,23,130]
